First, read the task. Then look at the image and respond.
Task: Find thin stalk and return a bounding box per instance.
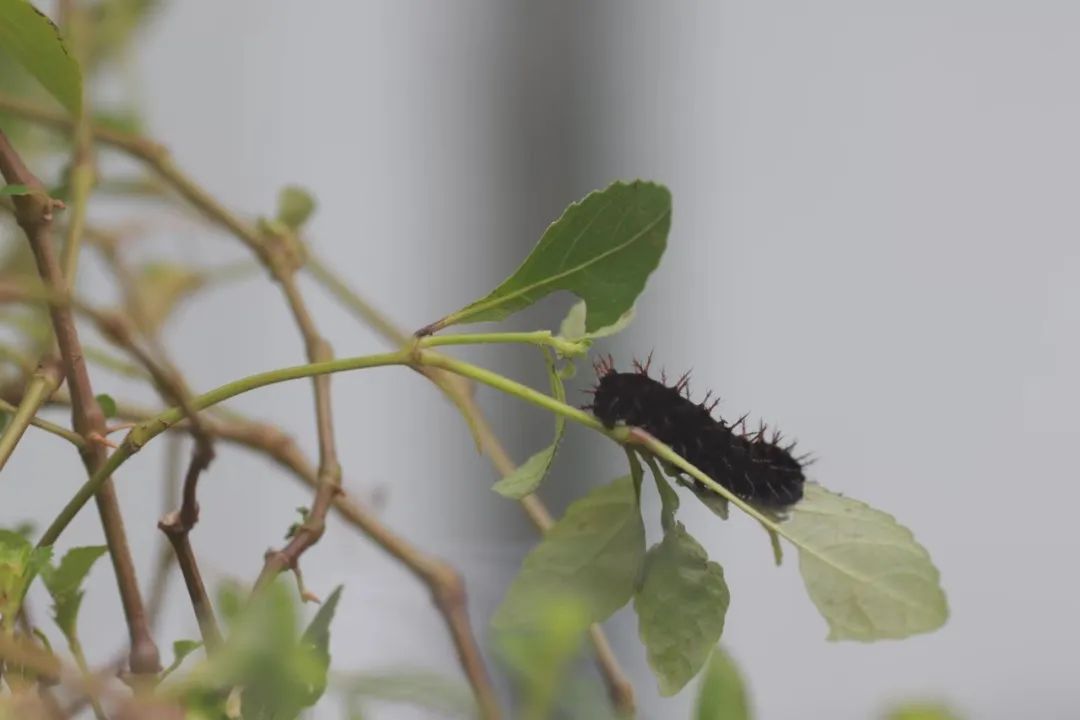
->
[418,331,585,357]
[0,355,64,472]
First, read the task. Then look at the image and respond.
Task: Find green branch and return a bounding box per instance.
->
[417,331,586,357]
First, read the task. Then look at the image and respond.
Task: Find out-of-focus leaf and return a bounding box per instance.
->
[430,180,670,333]
[782,483,949,641]
[130,263,204,335]
[0,0,82,114]
[0,530,51,629]
[885,702,963,720]
[498,595,590,720]
[336,668,476,719]
[0,184,30,196]
[296,585,342,705]
[493,475,645,631]
[635,523,729,696]
[694,647,751,720]
[492,350,566,499]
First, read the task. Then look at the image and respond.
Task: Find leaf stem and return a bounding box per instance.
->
[418,331,586,357]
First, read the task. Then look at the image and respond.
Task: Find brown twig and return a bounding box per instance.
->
[0,128,160,675]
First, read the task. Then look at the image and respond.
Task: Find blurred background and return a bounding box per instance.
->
[2,2,1079,718]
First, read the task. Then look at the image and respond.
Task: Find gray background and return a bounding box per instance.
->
[3,2,1078,718]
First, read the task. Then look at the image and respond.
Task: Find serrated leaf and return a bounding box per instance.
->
[635,523,729,696]
[41,545,106,598]
[782,483,948,641]
[694,647,751,720]
[0,0,82,115]
[493,475,645,630]
[492,350,566,499]
[160,639,202,681]
[0,184,30,196]
[433,180,670,333]
[558,299,636,342]
[41,545,106,638]
[277,185,316,230]
[94,393,117,419]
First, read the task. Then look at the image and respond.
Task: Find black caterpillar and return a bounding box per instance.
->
[586,355,807,507]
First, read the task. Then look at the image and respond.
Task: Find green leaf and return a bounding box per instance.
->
[493,475,646,631]
[276,185,316,230]
[642,453,680,532]
[297,585,343,704]
[433,180,670,333]
[634,523,729,696]
[694,647,752,720]
[0,410,9,433]
[557,299,636,342]
[0,0,82,115]
[781,483,948,641]
[492,350,566,499]
[41,545,107,638]
[94,393,117,419]
[131,263,204,335]
[0,530,51,628]
[337,668,477,719]
[0,183,30,196]
[497,595,590,720]
[159,639,202,682]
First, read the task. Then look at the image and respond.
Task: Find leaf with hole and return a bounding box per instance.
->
[0,0,82,114]
[782,483,948,641]
[635,522,729,696]
[557,299,636,343]
[428,180,670,333]
[493,475,645,631]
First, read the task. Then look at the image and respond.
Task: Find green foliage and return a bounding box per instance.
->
[493,475,645,631]
[782,483,949,641]
[0,529,51,630]
[176,581,342,719]
[694,648,752,720]
[634,523,729,696]
[40,544,107,638]
[0,0,82,114]
[276,185,317,231]
[498,596,590,720]
[0,183,30,195]
[492,350,566,499]
[131,262,205,335]
[337,668,477,719]
[434,180,670,333]
[94,393,117,419]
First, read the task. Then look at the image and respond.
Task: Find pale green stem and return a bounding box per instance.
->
[0,400,84,449]
[418,331,585,357]
[0,361,64,471]
[37,350,411,546]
